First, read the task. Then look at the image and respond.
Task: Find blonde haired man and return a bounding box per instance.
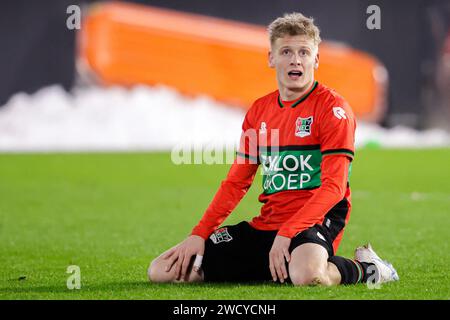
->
[148,13,399,286]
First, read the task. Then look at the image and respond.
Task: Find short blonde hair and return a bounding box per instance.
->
[268,12,321,47]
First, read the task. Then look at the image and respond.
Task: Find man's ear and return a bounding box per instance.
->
[314,52,320,69]
[268,51,275,68]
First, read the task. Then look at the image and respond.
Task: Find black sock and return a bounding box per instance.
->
[328,256,375,285]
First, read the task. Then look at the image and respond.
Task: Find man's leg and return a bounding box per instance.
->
[287,224,377,286]
[327,254,375,285]
[148,247,204,283]
[148,221,271,283]
[288,243,341,286]
[288,242,377,286]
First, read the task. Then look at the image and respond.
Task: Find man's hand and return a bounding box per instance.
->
[269,235,291,283]
[162,235,205,281]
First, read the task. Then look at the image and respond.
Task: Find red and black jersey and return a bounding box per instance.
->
[192,81,356,252]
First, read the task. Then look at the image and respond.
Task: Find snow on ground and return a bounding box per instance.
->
[0,84,449,152]
[0,85,243,152]
[356,123,450,148]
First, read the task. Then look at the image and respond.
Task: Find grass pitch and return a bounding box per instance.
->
[0,149,449,299]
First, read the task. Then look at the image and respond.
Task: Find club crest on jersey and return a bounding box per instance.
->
[295,116,313,138]
[209,227,233,244]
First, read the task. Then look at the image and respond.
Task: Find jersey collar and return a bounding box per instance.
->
[277,81,318,108]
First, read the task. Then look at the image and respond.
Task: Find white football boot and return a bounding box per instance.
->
[354,243,399,284]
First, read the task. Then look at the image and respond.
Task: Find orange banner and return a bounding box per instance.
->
[78,2,387,122]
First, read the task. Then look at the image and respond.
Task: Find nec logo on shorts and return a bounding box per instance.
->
[210,227,233,244]
[295,116,313,138]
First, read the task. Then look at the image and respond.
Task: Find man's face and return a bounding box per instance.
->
[269,35,319,95]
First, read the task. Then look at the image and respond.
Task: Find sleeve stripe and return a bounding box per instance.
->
[322,152,354,159]
[321,149,354,158]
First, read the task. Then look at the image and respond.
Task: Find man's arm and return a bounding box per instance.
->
[191,160,259,239]
[165,160,258,281]
[277,154,350,238]
[277,95,356,238]
[166,104,259,280]
[268,154,349,282]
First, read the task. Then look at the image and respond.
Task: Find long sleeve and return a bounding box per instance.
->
[277,155,350,238]
[191,161,259,239]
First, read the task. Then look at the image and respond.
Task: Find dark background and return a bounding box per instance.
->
[1,0,449,128]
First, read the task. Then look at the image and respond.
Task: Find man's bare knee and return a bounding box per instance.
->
[288,243,336,286]
[290,268,331,286]
[147,257,204,283]
[148,258,172,283]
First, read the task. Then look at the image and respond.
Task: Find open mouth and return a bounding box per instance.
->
[288,70,303,80]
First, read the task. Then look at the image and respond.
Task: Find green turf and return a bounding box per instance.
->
[0,149,449,299]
